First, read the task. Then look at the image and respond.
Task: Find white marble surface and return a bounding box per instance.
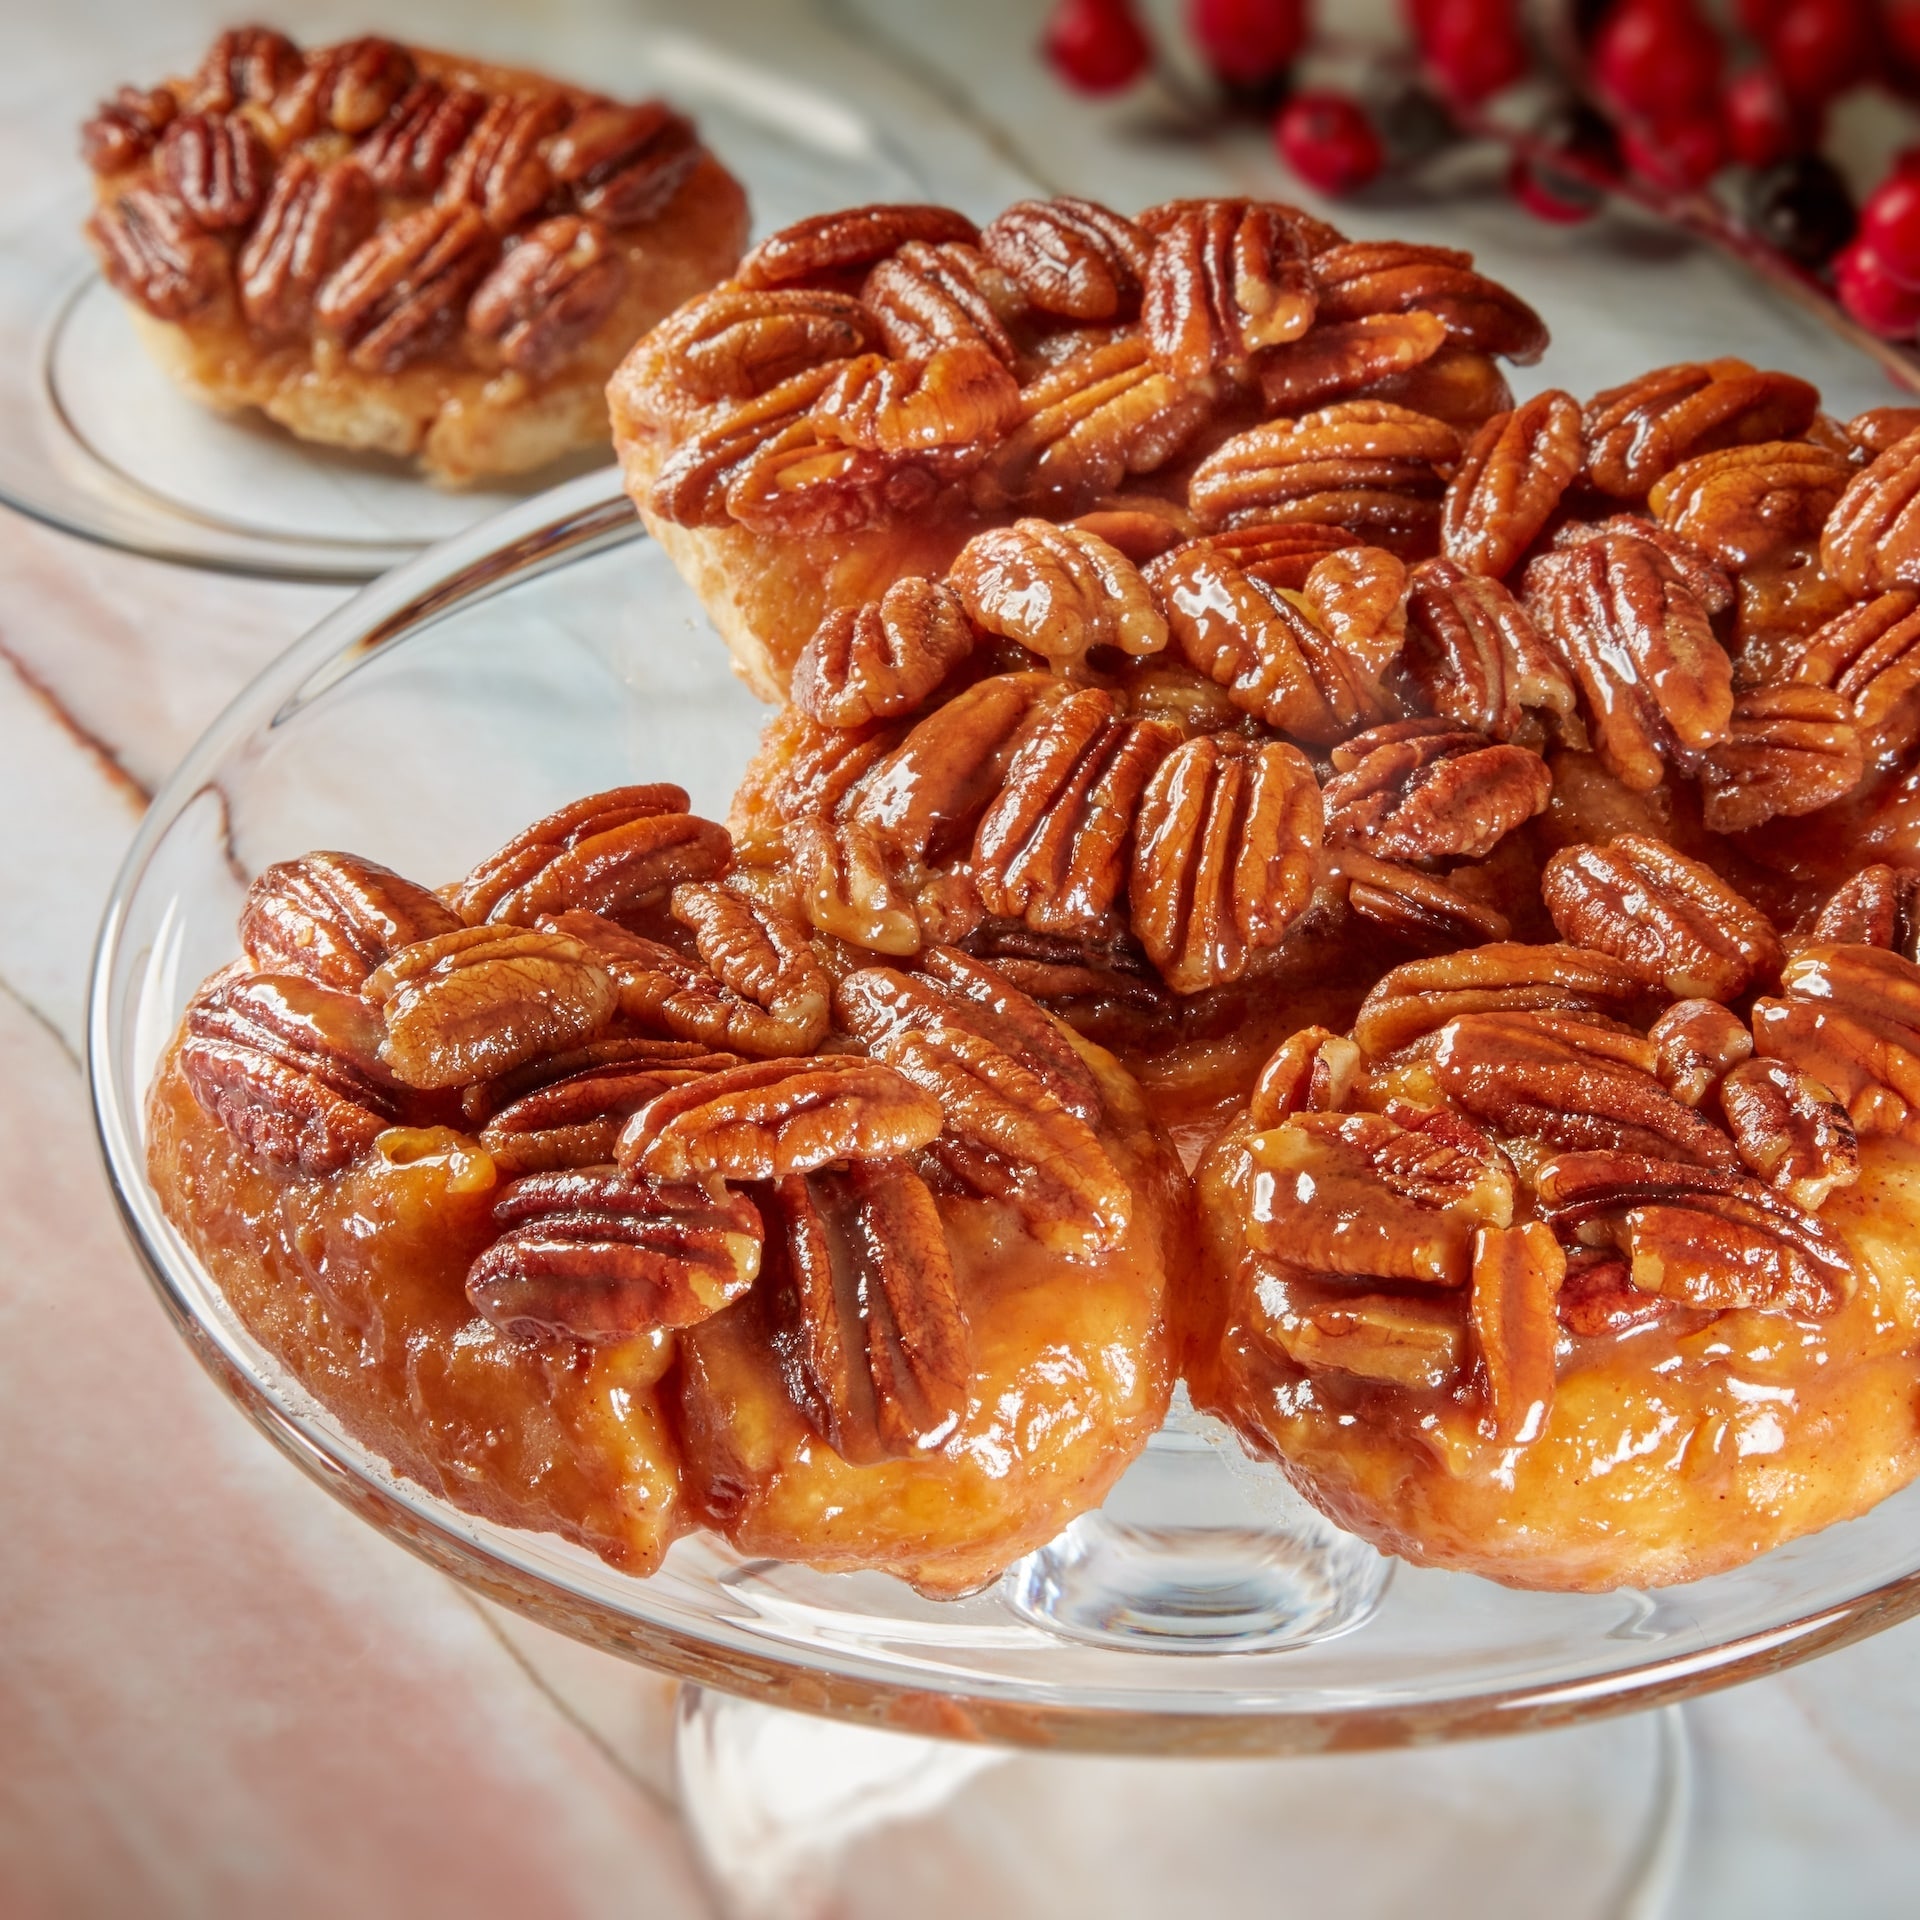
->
[6,2,1920,1914]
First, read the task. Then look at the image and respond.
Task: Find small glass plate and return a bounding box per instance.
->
[2,32,921,581]
[89,469,1920,1753]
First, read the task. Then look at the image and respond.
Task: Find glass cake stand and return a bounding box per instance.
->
[0,29,922,582]
[87,468,1920,1770]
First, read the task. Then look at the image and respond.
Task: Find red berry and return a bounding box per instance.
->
[1275,90,1386,195]
[1835,240,1920,338]
[1592,0,1723,124]
[1621,115,1725,191]
[1722,65,1816,171]
[1188,0,1306,88]
[1861,172,1920,286]
[1424,0,1531,106]
[1043,0,1153,94]
[1735,0,1787,34]
[1509,151,1602,223]
[1765,0,1873,106]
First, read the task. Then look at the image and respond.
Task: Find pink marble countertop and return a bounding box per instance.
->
[7,3,1920,1915]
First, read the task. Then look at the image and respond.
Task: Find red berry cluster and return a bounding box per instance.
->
[1040,0,1920,356]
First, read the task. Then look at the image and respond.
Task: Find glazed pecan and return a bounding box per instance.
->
[1402,558,1579,746]
[456,785,731,924]
[769,1160,969,1462]
[971,336,1214,512]
[1255,311,1449,415]
[464,1033,730,1123]
[441,89,570,230]
[980,196,1150,319]
[1148,544,1398,742]
[356,80,487,198]
[1716,1057,1859,1210]
[1297,545,1408,676]
[1848,405,1920,456]
[1255,1272,1466,1389]
[1534,1150,1851,1317]
[1142,199,1315,378]
[917,947,1106,1122]
[238,156,379,338]
[1441,389,1583,580]
[275,36,414,138]
[468,1172,761,1342]
[1692,686,1862,833]
[647,362,845,526]
[730,708,906,851]
[1247,1105,1515,1285]
[1798,865,1920,959]
[1310,241,1548,362]
[1521,527,1734,792]
[1364,344,1514,431]
[1555,1251,1688,1336]
[1552,514,1734,614]
[478,1053,726,1175]
[1541,836,1782,1000]
[790,817,922,956]
[180,969,401,1175]
[1649,998,1753,1107]
[863,240,1020,364]
[155,112,269,230]
[951,520,1166,665]
[1130,735,1321,993]
[315,202,498,374]
[1821,428,1920,598]
[1470,1222,1565,1444]
[835,967,1132,1255]
[811,343,1020,454]
[1336,852,1512,951]
[1784,589,1920,769]
[1752,944,1920,1143]
[1324,719,1550,862]
[1138,195,1343,251]
[467,216,628,379]
[1647,439,1852,570]
[722,413,943,539]
[1582,359,1820,499]
[1353,941,1650,1059]
[1248,1025,1363,1129]
[240,851,461,991]
[971,690,1178,937]
[88,188,229,323]
[1187,400,1460,554]
[791,577,974,728]
[1179,522,1359,591]
[737,204,979,290]
[619,1054,942,1182]
[188,25,301,114]
[82,85,178,174]
[366,925,617,1090]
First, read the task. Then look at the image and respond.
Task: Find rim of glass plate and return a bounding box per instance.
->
[85,468,1920,1754]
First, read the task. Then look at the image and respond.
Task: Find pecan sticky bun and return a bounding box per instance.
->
[81,28,747,483]
[146,787,1187,1592]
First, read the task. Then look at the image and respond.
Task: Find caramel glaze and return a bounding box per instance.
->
[148,1044,686,1572]
[1186,1123,1920,1591]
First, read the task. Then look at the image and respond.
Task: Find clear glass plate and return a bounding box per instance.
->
[2,32,921,581]
[88,469,1920,1754]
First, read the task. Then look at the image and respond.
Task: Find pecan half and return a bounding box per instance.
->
[1246,1105,1514,1285]
[1335,852,1512,952]
[466,216,628,379]
[456,785,731,924]
[1353,941,1650,1058]
[1138,194,1343,252]
[1255,311,1449,415]
[1130,735,1321,993]
[1256,1273,1466,1389]
[240,851,461,990]
[951,520,1165,665]
[1752,944,1920,1143]
[442,89,570,230]
[355,80,487,198]
[730,709,908,850]
[1848,406,1920,456]
[863,240,1020,364]
[835,967,1132,1255]
[1821,427,1920,598]
[790,817,922,956]
[1798,865,1920,959]
[1142,199,1315,378]
[1521,527,1734,792]
[769,1160,968,1463]
[276,36,415,138]
[366,925,617,1090]
[188,25,302,114]
[1583,359,1820,499]
[1310,240,1548,362]
[87,188,229,323]
[1649,998,1753,1106]
[1542,836,1782,1000]
[1248,1025,1363,1129]
[1783,588,1920,769]
[1470,1222,1565,1444]
[791,577,974,728]
[1182,522,1360,591]
[972,690,1178,938]
[916,947,1105,1122]
[1648,439,1852,570]
[1324,719,1550,862]
[811,344,1020,454]
[1716,1057,1859,1210]
[82,85,178,175]
[980,196,1150,319]
[1692,686,1862,833]
[647,362,845,527]
[1556,1251,1689,1336]
[1297,545,1407,677]
[478,1053,726,1175]
[468,1172,761,1342]
[1402,558,1579,746]
[237,156,378,338]
[155,112,270,230]
[1553,514,1734,614]
[1535,1150,1851,1317]
[738,204,979,290]
[181,969,403,1175]
[1188,400,1460,554]
[1441,389,1583,580]
[316,202,498,375]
